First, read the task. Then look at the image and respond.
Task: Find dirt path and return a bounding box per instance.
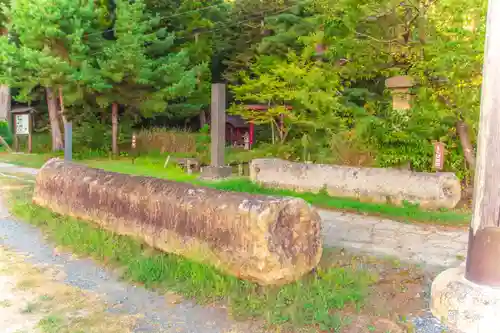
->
[0,245,138,333]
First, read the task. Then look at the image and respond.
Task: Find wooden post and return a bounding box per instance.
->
[249,122,254,149]
[131,132,137,164]
[28,113,33,153]
[112,103,119,156]
[465,0,500,286]
[432,141,445,171]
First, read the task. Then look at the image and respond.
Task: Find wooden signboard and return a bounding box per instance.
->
[14,114,30,135]
[433,141,445,171]
[12,110,33,153]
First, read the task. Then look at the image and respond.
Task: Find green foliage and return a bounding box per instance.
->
[220,0,299,83]
[227,0,486,181]
[0,120,12,146]
[94,0,204,117]
[144,0,229,116]
[230,47,344,144]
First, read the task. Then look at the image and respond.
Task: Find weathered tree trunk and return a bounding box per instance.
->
[456,120,476,169]
[199,110,207,128]
[0,85,10,122]
[46,88,64,151]
[0,28,10,123]
[112,103,119,156]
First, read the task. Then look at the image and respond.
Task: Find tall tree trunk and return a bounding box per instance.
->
[0,85,10,122]
[457,120,476,169]
[199,110,207,128]
[112,103,119,156]
[0,29,10,123]
[46,87,64,151]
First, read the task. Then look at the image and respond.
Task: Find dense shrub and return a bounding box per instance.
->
[136,128,198,155]
[0,121,12,146]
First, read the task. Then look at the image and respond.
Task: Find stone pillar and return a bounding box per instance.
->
[385,76,415,110]
[430,2,500,332]
[200,83,232,180]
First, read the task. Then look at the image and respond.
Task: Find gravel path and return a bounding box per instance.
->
[0,216,260,333]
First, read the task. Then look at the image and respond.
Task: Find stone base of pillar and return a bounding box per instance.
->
[431,265,500,333]
[199,165,232,180]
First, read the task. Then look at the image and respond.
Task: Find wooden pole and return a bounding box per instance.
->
[465,0,500,286]
[28,113,33,154]
[112,103,119,156]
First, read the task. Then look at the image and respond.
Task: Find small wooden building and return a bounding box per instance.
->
[225,104,292,148]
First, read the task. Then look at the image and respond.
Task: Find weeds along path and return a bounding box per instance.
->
[0,181,261,333]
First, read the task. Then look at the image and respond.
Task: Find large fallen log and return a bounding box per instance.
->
[250,158,461,209]
[33,159,322,285]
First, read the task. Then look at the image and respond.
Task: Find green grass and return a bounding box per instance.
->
[8,186,373,331]
[84,157,198,183]
[0,153,471,226]
[0,153,54,168]
[38,315,64,333]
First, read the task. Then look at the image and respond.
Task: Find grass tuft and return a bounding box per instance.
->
[8,186,373,331]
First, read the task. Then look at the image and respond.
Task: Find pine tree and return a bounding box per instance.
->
[143,0,228,121]
[95,0,204,154]
[0,0,11,123]
[0,0,108,151]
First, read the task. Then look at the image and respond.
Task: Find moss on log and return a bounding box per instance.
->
[33,159,322,285]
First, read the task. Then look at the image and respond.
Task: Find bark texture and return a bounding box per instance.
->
[456,120,476,169]
[251,158,461,209]
[0,85,10,121]
[46,88,64,151]
[33,159,323,285]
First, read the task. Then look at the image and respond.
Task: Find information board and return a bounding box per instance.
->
[15,114,30,135]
